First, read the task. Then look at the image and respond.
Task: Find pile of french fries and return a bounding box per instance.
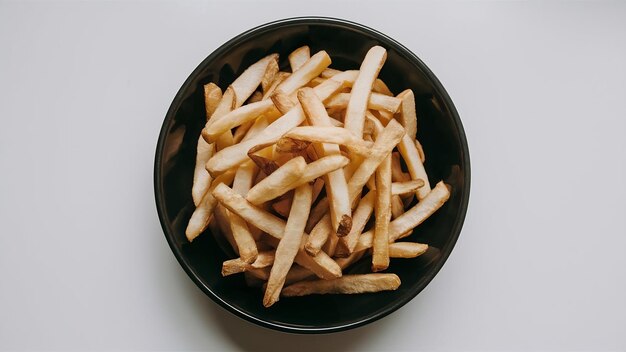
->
[186,45,450,307]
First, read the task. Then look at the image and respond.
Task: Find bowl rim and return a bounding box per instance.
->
[154,16,471,334]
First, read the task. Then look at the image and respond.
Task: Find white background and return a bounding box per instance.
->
[1,1,625,351]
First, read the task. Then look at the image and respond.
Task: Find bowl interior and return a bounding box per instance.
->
[155,18,469,333]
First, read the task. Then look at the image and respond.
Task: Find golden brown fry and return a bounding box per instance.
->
[246,156,307,205]
[203,83,223,119]
[261,58,279,94]
[388,242,428,258]
[270,92,296,114]
[281,274,400,296]
[214,203,238,253]
[347,119,405,205]
[306,77,325,87]
[185,169,236,242]
[288,45,310,72]
[372,155,391,272]
[391,151,409,182]
[262,72,290,100]
[396,89,417,140]
[206,79,344,175]
[355,181,450,252]
[241,115,269,142]
[321,69,391,95]
[391,179,425,196]
[203,87,235,150]
[373,78,393,96]
[304,214,332,256]
[282,126,373,157]
[203,100,279,143]
[260,155,348,209]
[228,160,259,263]
[297,87,352,234]
[232,120,254,144]
[390,195,405,219]
[322,230,340,256]
[398,134,431,200]
[264,183,312,307]
[344,46,387,136]
[274,51,331,96]
[305,197,329,233]
[336,191,375,256]
[192,137,215,206]
[231,53,279,107]
[221,251,275,276]
[324,92,401,114]
[212,184,342,280]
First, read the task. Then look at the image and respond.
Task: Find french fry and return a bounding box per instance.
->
[246,91,263,104]
[203,87,235,150]
[304,214,332,256]
[322,231,340,257]
[264,183,313,307]
[192,138,215,206]
[271,92,296,114]
[262,72,290,99]
[321,69,392,95]
[336,191,375,256]
[297,87,352,235]
[288,46,310,71]
[324,92,401,114]
[388,242,428,258]
[306,77,325,87]
[391,180,425,195]
[347,119,405,205]
[274,51,331,96]
[185,169,236,241]
[203,83,223,118]
[372,155,391,272]
[396,89,417,140]
[344,46,387,137]
[398,134,431,200]
[281,274,400,296]
[263,155,348,206]
[212,184,342,280]
[305,197,329,233]
[214,203,238,253]
[221,251,275,276]
[231,54,279,107]
[390,195,405,219]
[261,58,279,94]
[227,159,259,263]
[391,151,409,182]
[246,156,307,205]
[232,120,254,144]
[206,79,343,175]
[355,181,450,252]
[282,126,373,157]
[203,100,279,143]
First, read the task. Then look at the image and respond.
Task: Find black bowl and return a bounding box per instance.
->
[154,17,470,334]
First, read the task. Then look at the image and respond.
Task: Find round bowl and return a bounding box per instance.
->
[154,16,470,334]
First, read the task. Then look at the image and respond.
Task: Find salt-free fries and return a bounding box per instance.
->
[185,45,451,307]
